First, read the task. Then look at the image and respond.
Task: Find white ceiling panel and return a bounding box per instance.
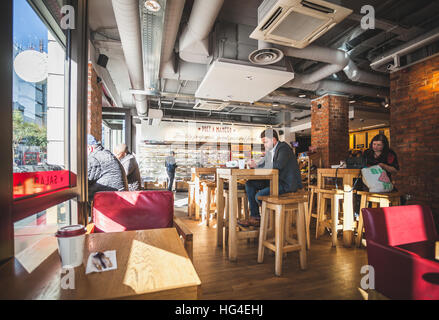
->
[195,59,294,103]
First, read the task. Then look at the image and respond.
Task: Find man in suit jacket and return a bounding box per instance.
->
[242,129,302,227]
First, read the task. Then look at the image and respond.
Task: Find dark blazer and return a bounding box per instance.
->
[257,141,303,192]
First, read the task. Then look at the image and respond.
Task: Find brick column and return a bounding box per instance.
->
[87,62,102,142]
[390,55,439,223]
[311,94,349,167]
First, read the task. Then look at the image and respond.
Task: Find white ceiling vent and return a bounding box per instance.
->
[195,58,294,103]
[250,0,353,49]
[194,100,230,111]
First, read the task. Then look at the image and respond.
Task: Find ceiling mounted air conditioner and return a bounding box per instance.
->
[250,0,352,49]
[193,100,230,111]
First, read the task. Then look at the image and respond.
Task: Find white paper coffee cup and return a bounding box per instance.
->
[55,225,86,268]
[238,159,246,169]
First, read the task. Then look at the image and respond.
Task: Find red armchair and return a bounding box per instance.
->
[362,205,439,299]
[88,191,193,260]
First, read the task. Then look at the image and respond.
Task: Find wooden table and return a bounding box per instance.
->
[317,168,361,247]
[0,228,201,299]
[216,168,279,261]
[191,168,217,220]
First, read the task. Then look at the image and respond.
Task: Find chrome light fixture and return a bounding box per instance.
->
[145,0,161,12]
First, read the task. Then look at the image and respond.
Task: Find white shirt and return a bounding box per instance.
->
[271,142,279,163]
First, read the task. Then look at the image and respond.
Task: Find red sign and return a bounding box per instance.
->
[13,170,72,199]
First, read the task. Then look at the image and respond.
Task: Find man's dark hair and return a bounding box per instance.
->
[260,128,279,141]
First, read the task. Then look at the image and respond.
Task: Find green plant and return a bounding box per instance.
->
[13,110,47,150]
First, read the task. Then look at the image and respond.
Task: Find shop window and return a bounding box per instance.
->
[12,0,72,200]
[14,199,74,256]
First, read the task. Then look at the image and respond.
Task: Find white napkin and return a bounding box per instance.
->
[85,250,117,274]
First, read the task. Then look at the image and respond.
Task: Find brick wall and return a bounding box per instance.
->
[390,55,439,221]
[87,63,102,142]
[311,95,349,167]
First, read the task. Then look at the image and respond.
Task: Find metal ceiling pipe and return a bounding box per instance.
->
[260,95,311,107]
[370,25,439,72]
[111,0,148,116]
[161,60,207,81]
[279,44,389,87]
[343,60,389,87]
[159,0,186,76]
[284,74,389,98]
[179,0,224,64]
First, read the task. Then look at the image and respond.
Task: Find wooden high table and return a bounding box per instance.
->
[216,168,279,262]
[317,168,361,247]
[0,228,201,299]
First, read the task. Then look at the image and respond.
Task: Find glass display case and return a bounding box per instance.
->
[138,142,264,185]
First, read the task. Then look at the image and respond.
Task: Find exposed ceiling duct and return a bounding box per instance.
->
[370,25,439,72]
[111,0,148,116]
[178,0,224,64]
[284,74,389,98]
[279,45,389,87]
[159,0,186,76]
[141,0,167,95]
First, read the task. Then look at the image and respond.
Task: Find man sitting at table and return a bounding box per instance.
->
[240,129,303,227]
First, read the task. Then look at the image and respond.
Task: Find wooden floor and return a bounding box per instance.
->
[174,193,369,300]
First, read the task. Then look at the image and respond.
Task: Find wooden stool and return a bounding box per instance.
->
[193,179,210,221]
[201,181,216,226]
[223,189,255,246]
[355,191,402,247]
[187,181,196,218]
[258,192,308,276]
[314,188,345,247]
[306,185,320,249]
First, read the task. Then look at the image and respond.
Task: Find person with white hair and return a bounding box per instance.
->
[87,134,128,203]
[114,143,142,191]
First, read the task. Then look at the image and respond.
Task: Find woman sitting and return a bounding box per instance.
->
[363,133,399,179]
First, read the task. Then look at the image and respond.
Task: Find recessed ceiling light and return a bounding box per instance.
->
[145,0,161,12]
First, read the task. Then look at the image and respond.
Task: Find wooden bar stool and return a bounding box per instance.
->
[223,189,254,245]
[257,192,308,276]
[187,181,196,219]
[355,191,402,247]
[306,185,320,249]
[201,181,216,226]
[314,188,345,247]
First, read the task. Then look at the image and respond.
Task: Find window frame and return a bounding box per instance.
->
[1,0,89,263]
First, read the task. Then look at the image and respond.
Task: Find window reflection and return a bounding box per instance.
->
[12,0,70,199]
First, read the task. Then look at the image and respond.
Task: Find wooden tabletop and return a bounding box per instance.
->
[317,168,362,175]
[0,228,201,300]
[217,168,278,178]
[191,167,217,175]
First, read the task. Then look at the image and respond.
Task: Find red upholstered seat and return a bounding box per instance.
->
[362,205,439,300]
[92,191,174,233]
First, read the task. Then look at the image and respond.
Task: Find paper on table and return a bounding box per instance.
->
[85,250,117,274]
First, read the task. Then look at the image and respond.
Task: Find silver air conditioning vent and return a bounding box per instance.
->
[250,0,352,49]
[248,48,284,65]
[193,100,230,111]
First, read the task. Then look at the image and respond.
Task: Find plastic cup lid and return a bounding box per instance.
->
[55,225,86,238]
